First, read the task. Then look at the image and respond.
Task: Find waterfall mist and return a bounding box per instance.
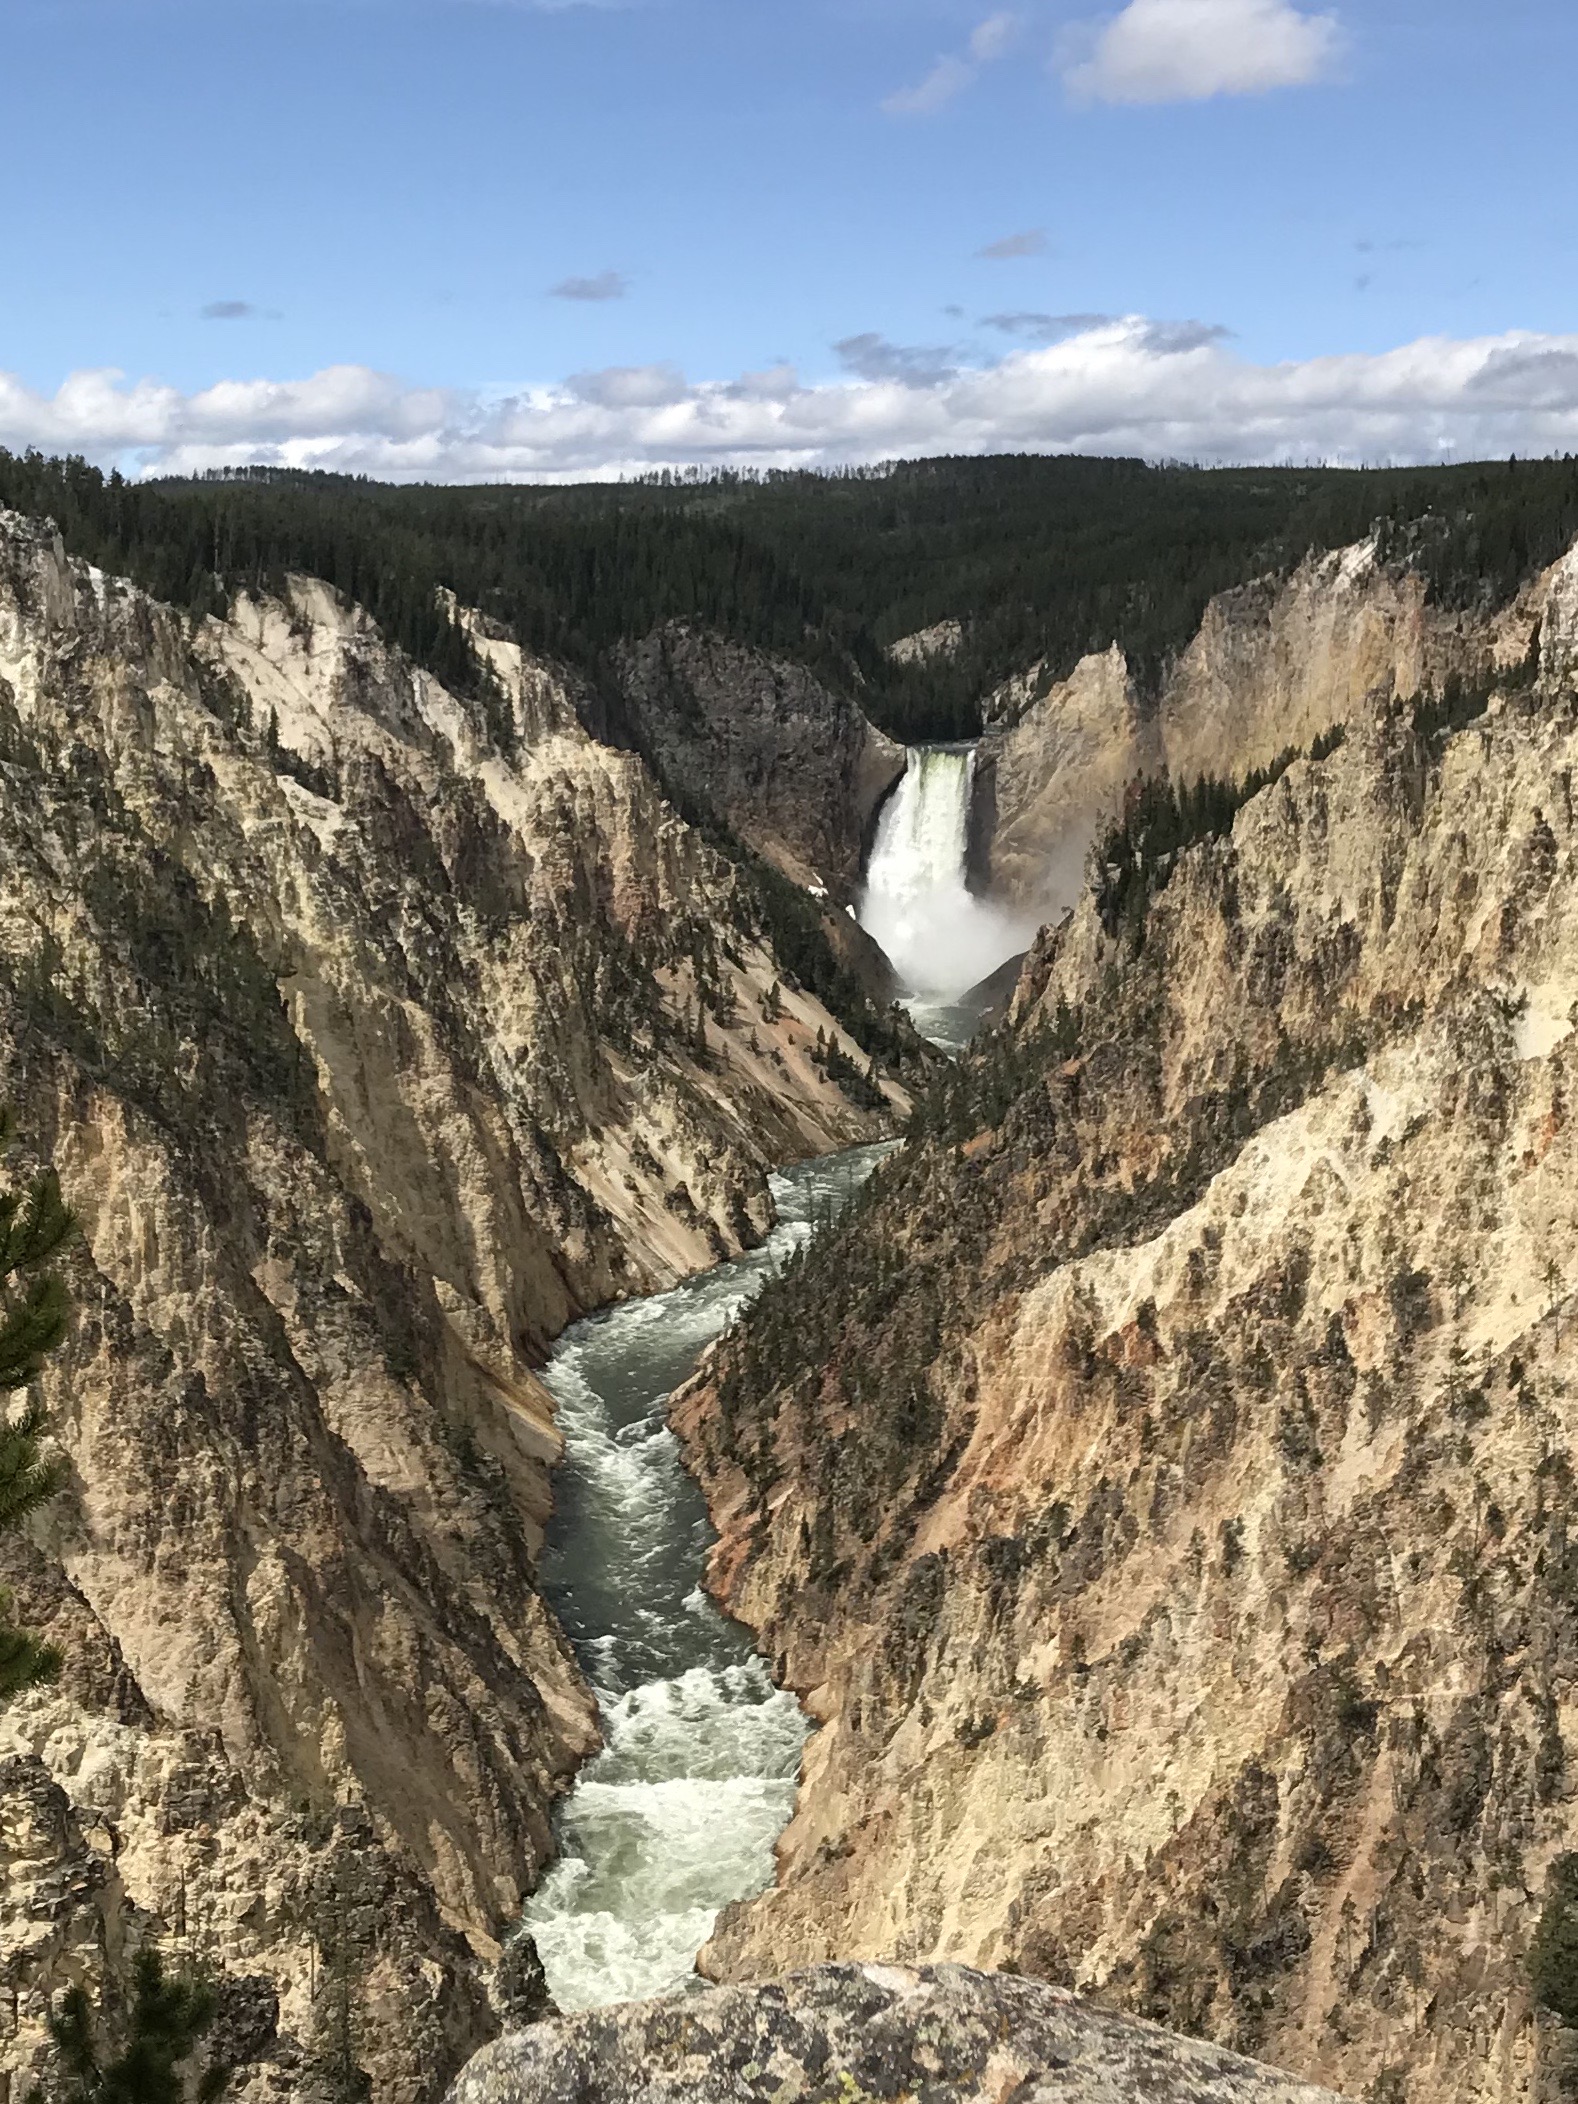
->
[858,746,1034,1004]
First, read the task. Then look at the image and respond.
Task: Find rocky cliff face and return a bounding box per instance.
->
[674,536,1578,2103]
[612,626,905,901]
[449,1963,1350,2104]
[973,540,1536,919]
[0,513,904,2104]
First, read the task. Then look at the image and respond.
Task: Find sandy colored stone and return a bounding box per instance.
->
[973,537,1545,918]
[0,513,904,2104]
[677,541,1578,2104]
[449,1964,1349,2104]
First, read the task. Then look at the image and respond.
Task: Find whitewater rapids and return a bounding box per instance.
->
[519,1145,889,2012]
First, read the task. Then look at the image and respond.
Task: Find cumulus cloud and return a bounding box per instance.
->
[567,361,687,407]
[549,270,628,301]
[834,334,959,386]
[977,229,1049,260]
[968,11,1019,62]
[723,363,802,402]
[884,10,1017,114]
[8,321,1578,483]
[1063,0,1343,104]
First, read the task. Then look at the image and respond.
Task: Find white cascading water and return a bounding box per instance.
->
[858,745,1031,1041]
[514,753,1024,2006]
[518,1145,889,2012]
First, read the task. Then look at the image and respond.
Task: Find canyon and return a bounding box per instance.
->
[972,537,1505,925]
[676,537,1578,2102]
[5,477,1578,2104]
[0,511,906,2104]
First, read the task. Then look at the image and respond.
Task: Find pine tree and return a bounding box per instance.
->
[48,1947,225,2104]
[0,1107,76,1705]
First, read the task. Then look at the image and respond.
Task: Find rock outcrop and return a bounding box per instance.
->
[613,626,904,900]
[449,1964,1347,2104]
[674,538,1578,2102]
[971,644,1137,915]
[0,513,904,2104]
[886,620,963,667]
[973,539,1541,920]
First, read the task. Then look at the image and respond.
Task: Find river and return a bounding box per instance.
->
[519,1142,891,2011]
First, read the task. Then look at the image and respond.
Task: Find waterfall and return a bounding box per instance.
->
[858,745,1028,1018]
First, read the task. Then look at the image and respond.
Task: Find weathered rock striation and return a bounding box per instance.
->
[612,625,904,900]
[675,537,1578,2102]
[973,538,1541,919]
[449,1963,1349,2104]
[0,513,903,2104]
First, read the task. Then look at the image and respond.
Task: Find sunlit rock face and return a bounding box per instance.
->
[0,513,904,2104]
[973,537,1536,922]
[449,1963,1350,2104]
[675,539,1578,2104]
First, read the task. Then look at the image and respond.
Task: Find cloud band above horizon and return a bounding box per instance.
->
[4,321,1578,484]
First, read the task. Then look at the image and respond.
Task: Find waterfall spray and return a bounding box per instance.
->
[858,746,1030,1007]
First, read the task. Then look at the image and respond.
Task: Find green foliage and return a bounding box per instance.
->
[908,997,1080,1147]
[4,450,1578,744]
[812,1033,887,1112]
[0,1109,75,1705]
[0,751,314,1146]
[1092,725,1350,942]
[1533,1855,1578,2028]
[741,857,914,1069]
[45,1948,225,2104]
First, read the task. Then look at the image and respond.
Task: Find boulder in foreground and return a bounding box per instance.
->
[448,1964,1350,2104]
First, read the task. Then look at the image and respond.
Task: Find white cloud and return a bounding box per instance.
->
[969,11,1018,62]
[883,10,1017,115]
[883,54,974,115]
[1063,0,1342,104]
[566,361,687,407]
[977,228,1049,260]
[6,322,1578,483]
[550,270,629,302]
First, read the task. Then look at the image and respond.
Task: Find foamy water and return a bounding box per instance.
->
[519,1145,889,2011]
[859,744,1031,1007]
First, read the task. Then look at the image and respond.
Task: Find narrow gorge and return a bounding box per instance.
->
[0,510,909,2104]
[6,455,1578,2104]
[516,1145,886,2012]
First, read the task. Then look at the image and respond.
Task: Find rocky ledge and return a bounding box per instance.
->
[447,1964,1349,2104]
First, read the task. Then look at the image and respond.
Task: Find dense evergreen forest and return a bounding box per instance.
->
[2,449,1577,741]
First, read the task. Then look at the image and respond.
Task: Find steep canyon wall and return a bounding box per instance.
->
[974,539,1542,922]
[677,539,1578,2104]
[0,515,903,2104]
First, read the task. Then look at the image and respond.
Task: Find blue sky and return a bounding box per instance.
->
[4,0,1577,475]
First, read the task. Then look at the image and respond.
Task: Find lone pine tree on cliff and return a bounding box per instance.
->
[47,1952,226,2104]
